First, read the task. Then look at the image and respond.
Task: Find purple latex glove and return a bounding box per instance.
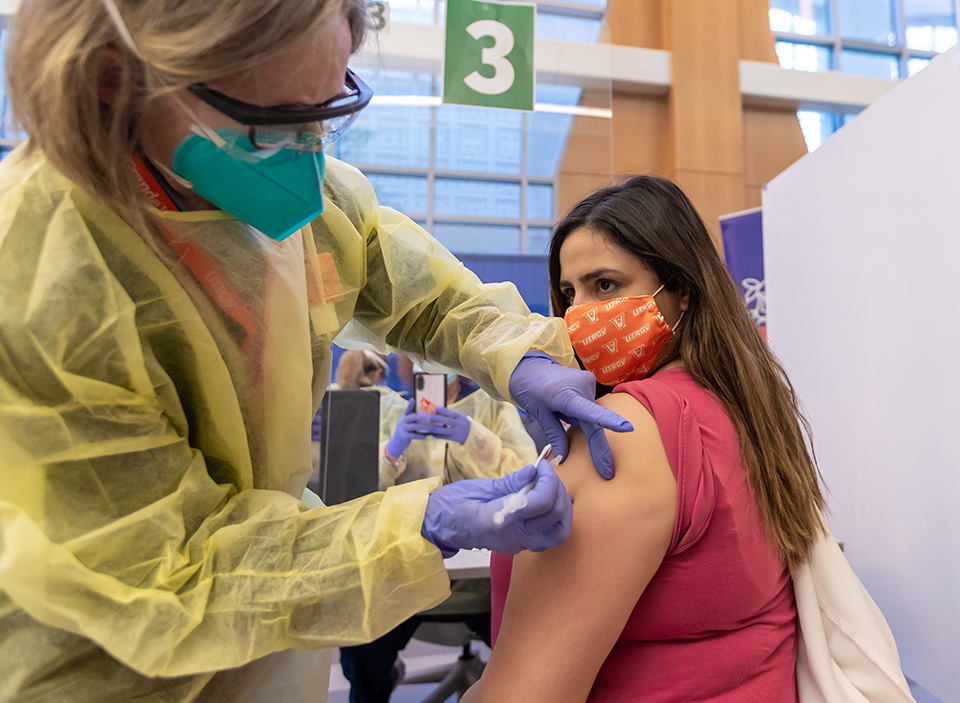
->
[508,351,633,480]
[421,459,572,557]
[386,398,428,458]
[425,407,472,445]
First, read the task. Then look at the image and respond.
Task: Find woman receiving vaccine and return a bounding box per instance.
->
[463,175,827,703]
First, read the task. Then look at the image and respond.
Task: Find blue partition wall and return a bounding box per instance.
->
[455,253,551,317]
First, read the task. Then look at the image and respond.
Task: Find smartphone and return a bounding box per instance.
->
[414,372,447,415]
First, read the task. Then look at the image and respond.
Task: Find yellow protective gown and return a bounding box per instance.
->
[0,148,575,702]
[375,386,537,489]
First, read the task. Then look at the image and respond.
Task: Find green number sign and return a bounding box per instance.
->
[443,0,536,111]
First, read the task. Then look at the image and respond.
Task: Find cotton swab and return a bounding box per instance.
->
[492,444,562,525]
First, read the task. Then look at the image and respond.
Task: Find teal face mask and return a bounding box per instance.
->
[172,130,326,242]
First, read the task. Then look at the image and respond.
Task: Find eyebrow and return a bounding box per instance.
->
[558,267,625,288]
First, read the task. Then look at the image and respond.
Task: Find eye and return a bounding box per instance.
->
[559,287,575,302]
[597,279,618,295]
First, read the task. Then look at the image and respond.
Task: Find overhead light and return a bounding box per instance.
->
[370,95,441,107]
[369,94,613,118]
[532,103,613,119]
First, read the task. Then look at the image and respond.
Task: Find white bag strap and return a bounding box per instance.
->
[792,529,916,703]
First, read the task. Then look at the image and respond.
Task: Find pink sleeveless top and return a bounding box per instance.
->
[491,368,798,702]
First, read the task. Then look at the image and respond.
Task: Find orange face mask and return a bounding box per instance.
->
[563,285,678,386]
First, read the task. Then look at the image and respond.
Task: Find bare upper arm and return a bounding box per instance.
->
[463,392,677,703]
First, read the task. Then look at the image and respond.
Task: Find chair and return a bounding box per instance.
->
[400,618,487,703]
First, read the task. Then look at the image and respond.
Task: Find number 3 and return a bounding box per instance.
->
[463,20,516,96]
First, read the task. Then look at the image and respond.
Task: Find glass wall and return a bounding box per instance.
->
[769,0,959,150]
[331,1,608,255]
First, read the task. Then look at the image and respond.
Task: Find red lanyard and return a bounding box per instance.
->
[131,154,259,349]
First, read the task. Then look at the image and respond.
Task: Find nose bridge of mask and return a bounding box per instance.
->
[171,103,327,243]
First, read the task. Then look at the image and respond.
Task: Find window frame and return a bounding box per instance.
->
[771,0,958,80]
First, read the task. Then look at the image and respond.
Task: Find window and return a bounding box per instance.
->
[840,49,900,79]
[0,27,24,155]
[775,40,833,71]
[769,0,831,35]
[836,0,898,45]
[329,2,606,254]
[770,0,960,149]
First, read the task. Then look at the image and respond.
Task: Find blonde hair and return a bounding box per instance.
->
[335,350,387,390]
[6,0,367,229]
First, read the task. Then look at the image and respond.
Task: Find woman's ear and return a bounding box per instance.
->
[678,284,691,312]
[97,46,124,105]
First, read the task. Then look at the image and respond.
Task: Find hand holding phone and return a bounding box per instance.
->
[414,372,447,414]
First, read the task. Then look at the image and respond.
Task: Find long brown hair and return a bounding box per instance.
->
[549,175,824,567]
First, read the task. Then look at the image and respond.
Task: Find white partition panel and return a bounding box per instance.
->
[764,48,960,702]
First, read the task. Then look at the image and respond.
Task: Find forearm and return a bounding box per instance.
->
[343,207,575,401]
[0,460,449,677]
[379,439,406,488]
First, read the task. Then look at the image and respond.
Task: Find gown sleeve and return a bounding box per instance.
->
[325,160,576,402]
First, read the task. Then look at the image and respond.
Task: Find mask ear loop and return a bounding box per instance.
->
[651,282,685,332]
[102,0,143,58]
[670,309,686,333]
[102,0,200,190]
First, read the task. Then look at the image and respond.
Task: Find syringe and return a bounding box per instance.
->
[492,444,561,525]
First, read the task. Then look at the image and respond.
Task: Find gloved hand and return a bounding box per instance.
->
[385,398,428,459]
[509,351,632,480]
[424,407,472,445]
[421,459,572,557]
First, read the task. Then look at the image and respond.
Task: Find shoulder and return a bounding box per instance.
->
[0,150,112,314]
[0,149,144,387]
[0,147,71,222]
[321,156,377,228]
[559,390,675,514]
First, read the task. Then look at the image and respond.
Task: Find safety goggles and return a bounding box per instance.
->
[186,69,373,152]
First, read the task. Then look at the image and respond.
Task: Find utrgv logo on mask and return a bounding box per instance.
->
[581,351,601,364]
[604,299,625,311]
[601,358,627,374]
[581,326,607,345]
[631,301,655,317]
[568,320,581,333]
[604,339,618,354]
[585,309,599,324]
[629,346,646,359]
[612,313,626,329]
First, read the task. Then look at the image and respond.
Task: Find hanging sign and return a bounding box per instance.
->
[719,206,766,340]
[443,0,536,111]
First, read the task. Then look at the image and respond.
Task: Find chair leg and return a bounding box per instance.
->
[418,646,486,703]
[419,665,465,703]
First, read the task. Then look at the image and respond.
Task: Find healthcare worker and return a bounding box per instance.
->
[336,362,537,702]
[381,370,538,492]
[0,1,630,702]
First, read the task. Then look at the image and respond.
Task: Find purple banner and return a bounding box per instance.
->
[720,207,765,338]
